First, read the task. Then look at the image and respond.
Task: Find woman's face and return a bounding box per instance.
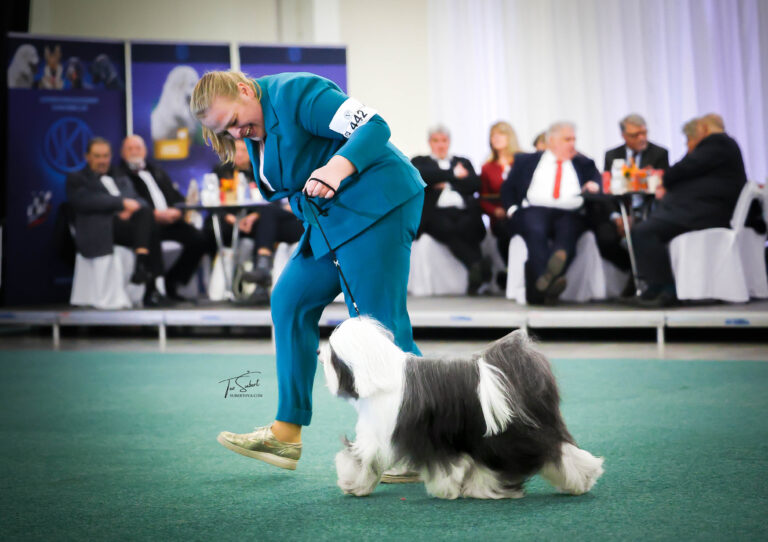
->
[201,82,265,140]
[490,130,508,151]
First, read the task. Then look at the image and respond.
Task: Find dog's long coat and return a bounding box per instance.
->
[321,317,604,499]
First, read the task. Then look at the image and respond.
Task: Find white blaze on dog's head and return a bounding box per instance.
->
[322,317,407,399]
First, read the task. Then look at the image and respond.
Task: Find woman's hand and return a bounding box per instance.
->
[303,155,356,199]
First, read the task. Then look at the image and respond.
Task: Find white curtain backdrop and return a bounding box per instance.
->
[428,0,768,183]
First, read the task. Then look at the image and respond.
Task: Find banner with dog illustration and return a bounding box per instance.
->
[130,43,231,195]
[4,34,126,305]
[239,45,347,92]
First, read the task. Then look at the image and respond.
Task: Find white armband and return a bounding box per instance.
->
[329,98,377,138]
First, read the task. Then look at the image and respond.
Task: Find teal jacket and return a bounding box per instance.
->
[244,72,425,258]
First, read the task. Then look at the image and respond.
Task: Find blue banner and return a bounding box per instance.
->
[5,35,126,305]
[130,43,231,195]
[239,45,347,92]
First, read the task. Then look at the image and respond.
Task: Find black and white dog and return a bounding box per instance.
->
[320,317,604,500]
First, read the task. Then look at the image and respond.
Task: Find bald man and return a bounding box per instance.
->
[114,135,206,301]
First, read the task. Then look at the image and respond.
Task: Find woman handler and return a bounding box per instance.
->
[191,71,424,471]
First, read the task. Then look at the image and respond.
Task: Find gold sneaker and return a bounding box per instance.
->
[216,425,302,470]
[380,468,421,484]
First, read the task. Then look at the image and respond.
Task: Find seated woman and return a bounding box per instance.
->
[206,139,304,303]
[480,121,520,266]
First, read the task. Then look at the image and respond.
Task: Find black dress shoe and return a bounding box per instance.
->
[543,275,567,305]
[130,260,153,285]
[624,286,678,308]
[143,291,176,308]
[634,291,678,308]
[232,285,270,306]
[242,254,274,287]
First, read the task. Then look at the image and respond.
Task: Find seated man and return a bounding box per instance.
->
[411,125,489,294]
[595,114,670,275]
[631,114,756,306]
[501,121,601,304]
[115,135,206,301]
[65,137,168,307]
[210,139,304,304]
[604,114,670,173]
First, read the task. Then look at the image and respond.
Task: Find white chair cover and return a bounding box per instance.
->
[70,240,183,309]
[408,234,468,296]
[70,247,134,309]
[669,181,767,303]
[505,231,626,304]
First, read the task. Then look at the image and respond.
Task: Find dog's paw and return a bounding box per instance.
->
[335,449,380,497]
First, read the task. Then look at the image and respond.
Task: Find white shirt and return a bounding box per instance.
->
[100,175,121,197]
[431,154,453,171]
[526,150,583,210]
[137,169,168,210]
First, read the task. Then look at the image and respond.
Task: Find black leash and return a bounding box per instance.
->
[302,178,360,316]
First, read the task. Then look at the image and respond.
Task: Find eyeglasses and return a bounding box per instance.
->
[625,130,648,138]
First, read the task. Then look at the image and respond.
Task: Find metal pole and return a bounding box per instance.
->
[619,199,642,296]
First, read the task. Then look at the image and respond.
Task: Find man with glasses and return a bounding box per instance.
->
[593,115,670,290]
[604,114,669,173]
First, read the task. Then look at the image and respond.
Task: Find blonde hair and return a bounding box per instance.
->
[189,70,261,163]
[487,121,520,163]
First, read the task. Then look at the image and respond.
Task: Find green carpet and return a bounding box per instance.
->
[1,349,766,541]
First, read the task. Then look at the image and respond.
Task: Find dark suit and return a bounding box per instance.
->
[502,152,601,302]
[66,166,146,256]
[115,160,206,290]
[633,132,749,287]
[603,141,669,173]
[411,155,486,271]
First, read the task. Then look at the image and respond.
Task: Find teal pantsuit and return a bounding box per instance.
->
[272,193,422,425]
[244,73,426,426]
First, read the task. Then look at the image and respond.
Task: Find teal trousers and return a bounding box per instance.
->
[270,192,423,426]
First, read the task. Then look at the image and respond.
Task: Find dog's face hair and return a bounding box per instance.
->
[323,316,407,398]
[329,346,359,400]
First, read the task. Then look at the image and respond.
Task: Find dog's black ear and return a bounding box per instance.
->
[331,348,359,399]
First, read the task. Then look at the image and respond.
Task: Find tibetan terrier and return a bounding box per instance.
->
[319,317,604,500]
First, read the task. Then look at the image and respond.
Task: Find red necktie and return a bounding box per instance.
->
[553,160,563,199]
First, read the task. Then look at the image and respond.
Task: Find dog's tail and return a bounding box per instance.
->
[540,443,604,495]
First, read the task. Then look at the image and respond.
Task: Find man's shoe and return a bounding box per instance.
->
[535,249,567,292]
[543,275,567,305]
[232,285,270,306]
[130,260,153,285]
[143,291,176,308]
[241,254,273,287]
[217,425,301,470]
[634,291,678,308]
